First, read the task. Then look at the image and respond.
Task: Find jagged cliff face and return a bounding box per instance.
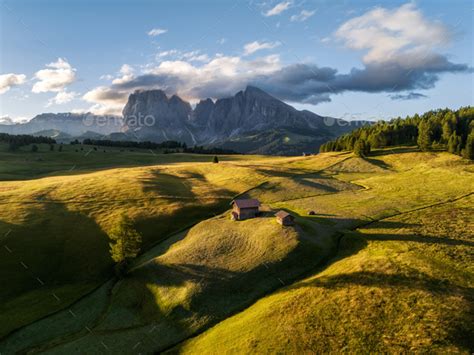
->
[0,86,363,155]
[122,90,195,142]
[122,86,333,145]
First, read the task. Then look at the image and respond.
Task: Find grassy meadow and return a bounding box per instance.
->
[0,143,472,354]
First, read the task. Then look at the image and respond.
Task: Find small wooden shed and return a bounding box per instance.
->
[231,199,261,220]
[275,210,295,226]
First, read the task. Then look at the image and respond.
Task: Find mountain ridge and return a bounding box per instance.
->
[0,86,368,155]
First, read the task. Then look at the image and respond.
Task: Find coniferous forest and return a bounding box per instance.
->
[320,107,474,160]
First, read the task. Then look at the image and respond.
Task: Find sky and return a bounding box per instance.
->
[0,0,473,123]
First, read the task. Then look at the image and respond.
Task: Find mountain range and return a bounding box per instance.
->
[0,86,367,155]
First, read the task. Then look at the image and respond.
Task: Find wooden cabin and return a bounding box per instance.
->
[231,199,261,220]
[275,210,295,226]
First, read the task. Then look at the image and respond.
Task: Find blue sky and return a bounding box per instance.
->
[0,0,472,122]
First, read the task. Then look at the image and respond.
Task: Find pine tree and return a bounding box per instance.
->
[442,119,453,143]
[417,120,433,151]
[31,144,38,152]
[448,133,459,154]
[109,215,142,276]
[213,155,219,163]
[354,139,369,157]
[8,141,19,151]
[462,133,474,160]
[364,141,371,156]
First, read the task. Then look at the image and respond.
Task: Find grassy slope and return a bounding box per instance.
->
[175,152,474,354]
[0,143,262,180]
[0,156,343,352]
[0,147,277,338]
[1,149,472,353]
[178,196,473,354]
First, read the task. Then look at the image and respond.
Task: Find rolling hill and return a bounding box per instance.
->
[0,144,472,353]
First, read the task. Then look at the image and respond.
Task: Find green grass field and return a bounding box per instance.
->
[0,145,472,354]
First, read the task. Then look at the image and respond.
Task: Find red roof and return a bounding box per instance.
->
[232,199,261,209]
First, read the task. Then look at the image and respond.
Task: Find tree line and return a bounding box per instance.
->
[0,133,56,151]
[319,106,474,160]
[183,145,238,155]
[78,138,185,149]
[78,138,239,154]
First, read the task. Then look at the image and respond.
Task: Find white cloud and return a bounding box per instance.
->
[243,41,281,55]
[335,3,451,65]
[119,64,134,75]
[148,28,168,37]
[0,115,28,124]
[290,9,315,22]
[217,38,227,45]
[156,49,210,63]
[100,74,114,81]
[112,64,135,84]
[32,58,76,93]
[187,54,210,62]
[264,1,291,16]
[82,86,129,115]
[156,49,179,59]
[0,73,26,94]
[46,90,78,107]
[0,116,14,124]
[82,54,282,113]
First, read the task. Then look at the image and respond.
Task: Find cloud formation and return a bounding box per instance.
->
[46,90,78,107]
[148,28,168,37]
[32,58,76,93]
[335,3,450,65]
[82,85,130,115]
[82,3,470,114]
[264,1,291,16]
[290,9,315,22]
[0,73,26,94]
[389,92,428,101]
[243,41,281,55]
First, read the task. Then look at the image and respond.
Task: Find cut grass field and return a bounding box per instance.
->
[0,146,472,353]
[178,195,474,354]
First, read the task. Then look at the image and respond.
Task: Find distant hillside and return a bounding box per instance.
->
[0,113,122,138]
[320,106,474,160]
[0,87,368,155]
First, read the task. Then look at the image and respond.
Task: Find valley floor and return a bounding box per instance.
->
[0,147,473,354]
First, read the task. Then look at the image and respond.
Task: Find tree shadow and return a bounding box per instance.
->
[369,146,420,156]
[363,157,392,170]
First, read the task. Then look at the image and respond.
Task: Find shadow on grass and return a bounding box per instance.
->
[364,157,393,170]
[369,146,420,156]
[140,171,198,198]
[6,201,472,353]
[0,201,113,339]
